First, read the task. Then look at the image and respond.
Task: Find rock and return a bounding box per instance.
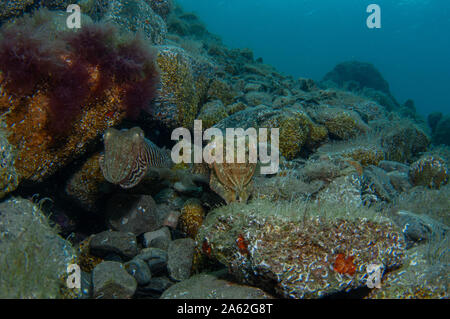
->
[154,188,186,210]
[137,248,168,276]
[307,105,369,140]
[197,100,229,129]
[137,276,174,298]
[322,61,392,96]
[151,45,215,130]
[244,82,264,93]
[388,171,412,192]
[362,165,396,202]
[392,210,449,247]
[367,244,448,298]
[102,0,167,44]
[244,91,273,106]
[409,156,448,189]
[378,160,410,173]
[196,199,405,299]
[143,227,172,249]
[0,197,76,298]
[162,208,181,229]
[90,230,139,260]
[65,153,106,212]
[381,121,430,163]
[167,238,196,281]
[0,0,70,22]
[125,258,152,286]
[107,194,167,235]
[92,261,137,299]
[161,274,273,299]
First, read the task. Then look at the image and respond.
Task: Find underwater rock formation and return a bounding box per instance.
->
[0,12,159,198]
[409,155,448,189]
[150,45,215,129]
[102,0,168,45]
[195,199,405,299]
[0,197,77,298]
[323,61,392,97]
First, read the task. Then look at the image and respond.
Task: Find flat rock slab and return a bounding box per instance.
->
[161,274,273,299]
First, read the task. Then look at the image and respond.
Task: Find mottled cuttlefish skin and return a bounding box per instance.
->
[99,127,173,189]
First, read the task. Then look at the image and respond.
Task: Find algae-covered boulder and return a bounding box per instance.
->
[214,105,327,160]
[307,105,369,140]
[195,199,405,299]
[102,0,167,44]
[0,197,77,298]
[151,45,216,129]
[381,121,430,163]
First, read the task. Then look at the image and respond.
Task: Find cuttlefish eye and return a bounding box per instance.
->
[103,131,111,141]
[133,132,143,141]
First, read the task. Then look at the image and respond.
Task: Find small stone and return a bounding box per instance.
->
[388,171,412,192]
[90,230,139,260]
[161,274,273,299]
[137,248,168,276]
[107,194,164,235]
[125,258,152,286]
[137,276,174,298]
[163,209,180,229]
[379,160,410,173]
[167,238,195,281]
[143,227,172,249]
[92,261,137,299]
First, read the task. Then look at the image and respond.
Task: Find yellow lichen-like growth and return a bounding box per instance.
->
[207,79,236,106]
[77,236,103,273]
[340,146,385,167]
[409,156,448,189]
[179,199,205,238]
[156,49,200,128]
[65,153,105,212]
[265,110,326,160]
[2,79,125,183]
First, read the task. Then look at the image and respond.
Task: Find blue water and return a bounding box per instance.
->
[177,0,450,116]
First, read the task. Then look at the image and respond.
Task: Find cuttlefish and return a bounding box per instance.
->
[99,127,208,193]
[99,127,173,189]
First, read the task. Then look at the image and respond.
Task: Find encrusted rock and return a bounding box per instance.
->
[92,261,137,298]
[137,247,168,276]
[143,226,172,249]
[409,156,448,189]
[0,197,76,298]
[107,194,167,235]
[90,230,139,260]
[167,238,196,281]
[125,258,152,286]
[102,0,167,44]
[196,199,405,299]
